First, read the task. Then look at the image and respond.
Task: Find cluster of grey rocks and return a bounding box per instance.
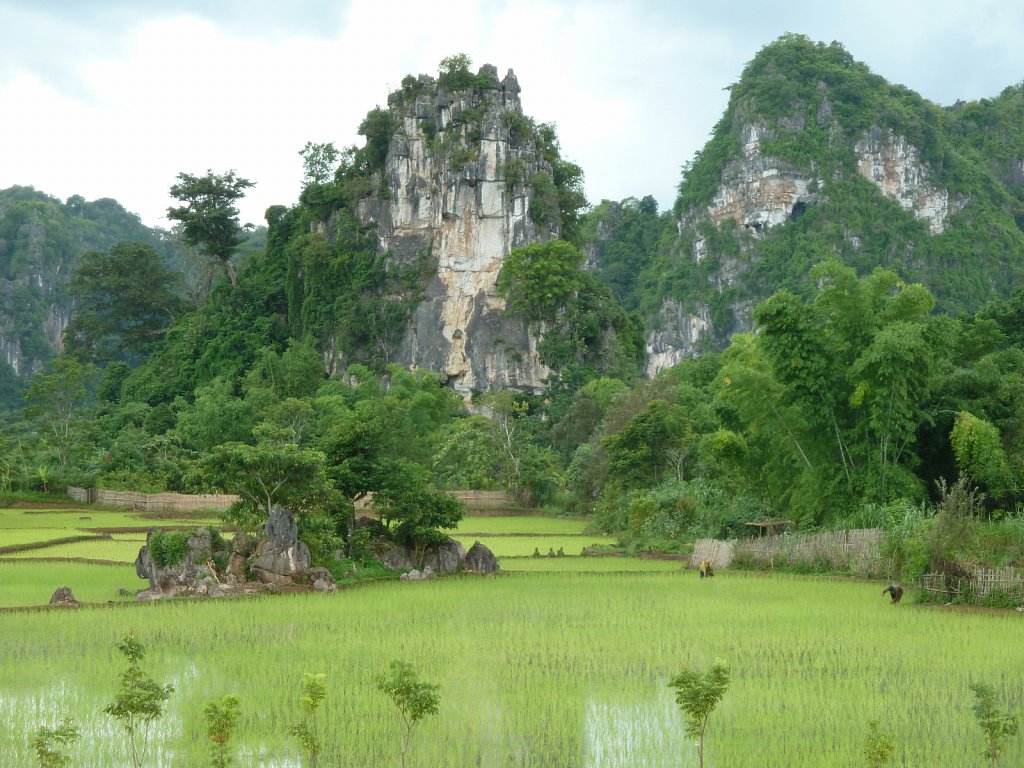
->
[110,504,499,602]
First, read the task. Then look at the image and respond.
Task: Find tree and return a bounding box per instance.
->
[482,391,531,497]
[603,399,686,487]
[863,719,895,768]
[201,439,334,531]
[970,681,1019,767]
[357,108,396,172]
[849,320,934,497]
[22,357,97,471]
[950,412,1015,497]
[376,660,440,768]
[496,240,586,322]
[432,416,504,489]
[174,377,255,453]
[290,673,326,768]
[244,339,325,401]
[299,142,339,186]
[927,475,985,574]
[204,694,241,768]
[371,463,464,548]
[31,719,80,768]
[437,53,485,90]
[667,659,730,768]
[104,630,174,768]
[63,242,185,363]
[167,170,254,288]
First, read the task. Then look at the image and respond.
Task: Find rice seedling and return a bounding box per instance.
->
[0,508,216,531]
[4,537,144,564]
[0,529,84,549]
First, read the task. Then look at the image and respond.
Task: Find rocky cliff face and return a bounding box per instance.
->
[704,121,817,234]
[357,66,554,395]
[645,118,968,374]
[0,203,72,380]
[854,127,966,235]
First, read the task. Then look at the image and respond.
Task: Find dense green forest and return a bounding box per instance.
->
[3,40,1024,580]
[0,185,267,409]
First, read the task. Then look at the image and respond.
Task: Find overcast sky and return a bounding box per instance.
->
[1,0,1022,228]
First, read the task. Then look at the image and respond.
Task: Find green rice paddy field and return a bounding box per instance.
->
[1,504,1022,766]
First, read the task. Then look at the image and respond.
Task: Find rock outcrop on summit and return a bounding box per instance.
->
[355,65,558,395]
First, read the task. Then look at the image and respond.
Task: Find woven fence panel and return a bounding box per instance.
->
[689,539,734,569]
[924,567,1024,604]
[733,528,885,576]
[67,486,238,513]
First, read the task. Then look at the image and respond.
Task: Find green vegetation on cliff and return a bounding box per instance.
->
[0,187,184,408]
[647,33,1024,345]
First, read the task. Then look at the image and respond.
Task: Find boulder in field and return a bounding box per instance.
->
[463,541,500,575]
[380,544,414,571]
[306,566,335,587]
[134,526,231,596]
[400,565,436,582]
[420,537,465,575]
[49,586,79,607]
[226,532,259,582]
[249,505,312,586]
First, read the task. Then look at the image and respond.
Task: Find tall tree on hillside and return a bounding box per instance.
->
[299,141,339,186]
[63,242,186,364]
[22,357,97,471]
[167,170,254,288]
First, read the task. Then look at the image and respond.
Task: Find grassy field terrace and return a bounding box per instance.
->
[0,500,1021,766]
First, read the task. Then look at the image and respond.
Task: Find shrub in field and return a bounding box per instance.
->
[204,694,241,768]
[878,500,929,583]
[104,630,174,768]
[377,660,440,768]
[290,673,327,768]
[970,681,1019,767]
[31,718,79,768]
[668,658,730,768]
[148,530,191,567]
[927,476,983,571]
[863,719,895,767]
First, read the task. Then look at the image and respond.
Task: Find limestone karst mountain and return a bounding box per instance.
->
[637,34,1024,374]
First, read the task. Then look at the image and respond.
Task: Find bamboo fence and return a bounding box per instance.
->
[922,566,1024,605]
[66,486,238,514]
[355,490,524,515]
[689,539,735,569]
[68,487,519,517]
[730,528,886,576]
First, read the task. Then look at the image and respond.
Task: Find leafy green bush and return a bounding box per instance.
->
[527,172,561,230]
[298,513,344,567]
[437,53,494,91]
[149,530,191,568]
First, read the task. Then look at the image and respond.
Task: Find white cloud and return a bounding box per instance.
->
[0,0,1023,227]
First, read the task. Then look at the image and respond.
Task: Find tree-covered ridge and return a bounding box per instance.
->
[0,187,187,409]
[947,82,1024,206]
[641,33,1024,351]
[578,196,670,312]
[675,34,969,212]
